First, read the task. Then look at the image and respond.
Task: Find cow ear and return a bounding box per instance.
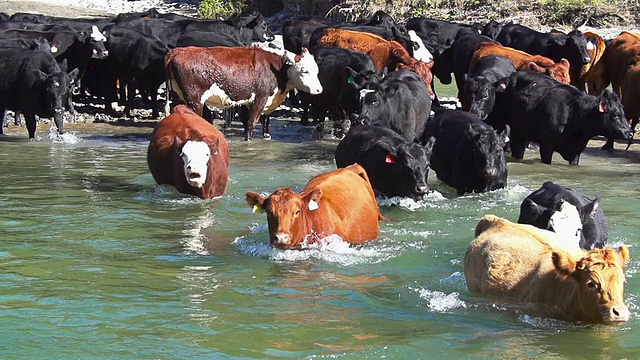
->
[527,62,543,72]
[618,245,630,266]
[380,66,388,79]
[68,68,80,83]
[246,191,266,213]
[493,77,509,92]
[521,198,545,220]
[33,69,48,82]
[306,189,322,210]
[552,250,577,280]
[497,125,510,147]
[209,138,220,155]
[283,51,297,65]
[560,58,570,68]
[583,197,600,219]
[346,67,358,84]
[423,136,436,154]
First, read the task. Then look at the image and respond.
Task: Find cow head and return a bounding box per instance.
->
[284,48,323,95]
[36,69,76,135]
[462,75,509,120]
[526,59,571,84]
[464,122,508,192]
[565,30,592,65]
[407,30,433,63]
[396,60,435,98]
[552,246,630,323]
[177,138,219,188]
[357,85,387,126]
[81,25,109,59]
[247,15,275,42]
[596,90,633,141]
[382,137,435,199]
[246,188,317,249]
[480,20,502,40]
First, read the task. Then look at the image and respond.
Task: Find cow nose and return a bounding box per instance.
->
[416,185,429,195]
[609,305,630,322]
[54,108,64,114]
[583,56,591,64]
[274,233,289,245]
[485,168,498,177]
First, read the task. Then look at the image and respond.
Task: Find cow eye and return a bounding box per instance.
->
[587,280,600,290]
[294,209,301,216]
[413,43,419,50]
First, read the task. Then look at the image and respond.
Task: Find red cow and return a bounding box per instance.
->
[396,60,435,98]
[311,28,414,72]
[164,46,322,140]
[470,42,571,84]
[246,164,385,250]
[147,105,230,200]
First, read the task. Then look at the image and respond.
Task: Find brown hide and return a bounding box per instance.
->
[246,164,384,249]
[396,60,435,97]
[602,32,640,129]
[147,105,230,199]
[470,42,571,84]
[572,31,607,94]
[464,215,630,323]
[315,28,413,72]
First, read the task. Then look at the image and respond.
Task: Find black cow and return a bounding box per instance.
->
[422,107,508,195]
[480,20,502,40]
[497,24,591,67]
[299,46,379,130]
[0,48,77,138]
[448,33,497,97]
[405,17,479,58]
[282,19,327,54]
[175,31,244,48]
[355,10,401,29]
[460,55,515,120]
[518,181,608,250]
[96,24,169,118]
[335,125,435,200]
[358,69,432,143]
[494,71,632,164]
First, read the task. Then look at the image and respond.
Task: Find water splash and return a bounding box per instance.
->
[415,287,467,312]
[48,126,81,144]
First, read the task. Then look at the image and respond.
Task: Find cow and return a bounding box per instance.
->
[571,31,607,94]
[358,69,432,142]
[282,19,328,54]
[600,32,640,150]
[309,27,415,73]
[335,25,434,63]
[469,42,571,84]
[493,71,632,164]
[245,163,385,250]
[147,105,230,200]
[335,125,436,200]
[405,17,479,58]
[422,107,508,195]
[464,214,630,323]
[0,47,77,138]
[175,31,244,48]
[298,46,379,133]
[165,46,323,141]
[460,54,515,120]
[518,181,608,250]
[448,33,498,97]
[496,24,591,71]
[480,20,502,40]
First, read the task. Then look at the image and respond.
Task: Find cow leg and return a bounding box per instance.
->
[601,138,615,150]
[244,100,268,141]
[539,146,555,164]
[24,112,37,139]
[261,115,271,140]
[0,109,7,134]
[509,138,527,160]
[14,111,22,126]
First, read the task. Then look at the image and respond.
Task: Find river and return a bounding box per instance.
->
[1,94,640,358]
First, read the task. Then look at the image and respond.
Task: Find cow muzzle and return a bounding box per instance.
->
[185,169,205,188]
[605,304,630,323]
[582,56,591,64]
[93,49,109,59]
[272,232,290,248]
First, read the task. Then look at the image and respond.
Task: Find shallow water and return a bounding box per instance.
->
[1,101,640,358]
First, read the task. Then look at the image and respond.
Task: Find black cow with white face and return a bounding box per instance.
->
[460,55,515,120]
[494,71,632,164]
[358,69,432,143]
[0,47,77,138]
[518,181,608,250]
[335,125,435,200]
[422,107,508,195]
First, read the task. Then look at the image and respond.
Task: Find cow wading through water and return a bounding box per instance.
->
[165,46,322,141]
[147,105,230,200]
[464,215,630,323]
[246,164,385,250]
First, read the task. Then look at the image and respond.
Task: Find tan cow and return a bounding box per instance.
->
[464,214,630,323]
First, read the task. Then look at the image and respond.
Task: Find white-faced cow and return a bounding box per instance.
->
[147,105,230,200]
[165,46,322,140]
[464,215,630,323]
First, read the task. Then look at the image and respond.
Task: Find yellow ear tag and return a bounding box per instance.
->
[252,205,264,213]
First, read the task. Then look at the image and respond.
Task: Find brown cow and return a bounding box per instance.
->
[464,215,630,323]
[571,31,608,94]
[147,105,230,200]
[246,163,385,250]
[470,42,571,84]
[312,28,414,73]
[600,32,640,149]
[165,46,322,141]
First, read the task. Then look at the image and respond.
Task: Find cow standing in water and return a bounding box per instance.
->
[165,46,322,140]
[246,164,385,250]
[147,105,230,200]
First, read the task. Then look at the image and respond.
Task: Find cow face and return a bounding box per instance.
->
[552,246,630,323]
[358,87,387,126]
[462,75,508,120]
[85,25,109,59]
[565,30,592,65]
[597,90,633,140]
[247,188,314,249]
[407,30,433,63]
[527,59,571,84]
[480,20,502,40]
[247,16,275,42]
[466,123,508,192]
[36,70,74,134]
[284,48,323,95]
[179,139,217,188]
[387,138,435,199]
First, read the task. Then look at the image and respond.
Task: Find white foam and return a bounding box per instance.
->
[49,126,80,143]
[415,288,467,312]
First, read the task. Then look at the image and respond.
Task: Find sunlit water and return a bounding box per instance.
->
[1,95,640,358]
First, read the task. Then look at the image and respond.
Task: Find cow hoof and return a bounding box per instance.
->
[263,133,272,140]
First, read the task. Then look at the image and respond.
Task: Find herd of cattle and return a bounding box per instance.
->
[1,8,635,324]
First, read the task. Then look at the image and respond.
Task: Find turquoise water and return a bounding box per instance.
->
[1,106,639,358]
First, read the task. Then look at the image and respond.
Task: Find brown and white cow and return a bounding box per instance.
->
[470,42,571,84]
[147,105,230,200]
[311,28,415,73]
[164,46,322,140]
[464,214,630,323]
[246,163,385,250]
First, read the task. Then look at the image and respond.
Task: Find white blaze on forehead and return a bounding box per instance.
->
[201,83,256,109]
[90,25,107,42]
[359,88,375,101]
[549,201,583,245]
[181,140,211,188]
[408,30,433,63]
[285,50,323,95]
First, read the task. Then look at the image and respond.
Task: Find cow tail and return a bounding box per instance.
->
[164,65,172,117]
